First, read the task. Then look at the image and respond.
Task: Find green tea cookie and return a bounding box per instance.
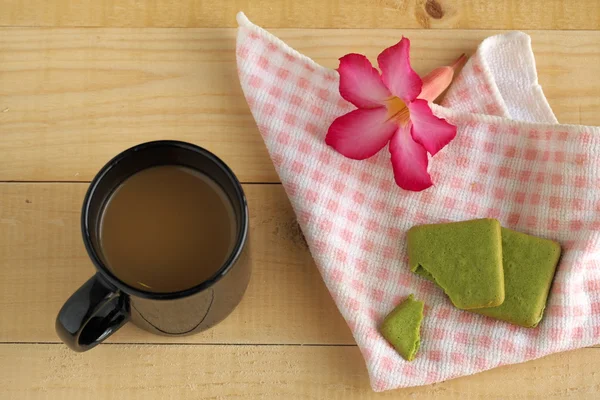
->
[472,227,561,328]
[407,219,505,310]
[380,294,424,361]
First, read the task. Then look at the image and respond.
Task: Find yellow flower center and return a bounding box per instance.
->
[385,97,411,126]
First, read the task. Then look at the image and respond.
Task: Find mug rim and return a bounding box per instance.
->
[81,140,249,301]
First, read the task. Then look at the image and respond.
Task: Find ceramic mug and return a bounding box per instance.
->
[56,141,251,352]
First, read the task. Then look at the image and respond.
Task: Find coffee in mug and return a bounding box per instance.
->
[100,165,237,293]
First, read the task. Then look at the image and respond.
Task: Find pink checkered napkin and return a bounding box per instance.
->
[236,12,600,391]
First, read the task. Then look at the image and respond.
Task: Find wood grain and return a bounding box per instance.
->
[0,183,354,344]
[1,28,600,182]
[1,344,599,399]
[1,0,599,30]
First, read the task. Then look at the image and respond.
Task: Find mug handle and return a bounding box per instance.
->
[56,273,130,352]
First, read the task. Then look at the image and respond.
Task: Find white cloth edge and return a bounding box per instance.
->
[478,32,558,124]
[237,12,336,79]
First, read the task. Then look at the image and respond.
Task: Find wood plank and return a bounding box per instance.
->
[1,29,600,183]
[1,344,599,399]
[0,183,354,344]
[1,1,599,30]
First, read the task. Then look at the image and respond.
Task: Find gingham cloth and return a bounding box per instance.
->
[235,12,600,391]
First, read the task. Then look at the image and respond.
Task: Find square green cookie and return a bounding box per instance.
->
[472,227,561,328]
[407,219,505,310]
[380,294,424,361]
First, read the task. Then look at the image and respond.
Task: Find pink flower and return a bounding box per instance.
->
[326,38,464,191]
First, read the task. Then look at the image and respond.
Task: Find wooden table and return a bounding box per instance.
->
[1,1,600,398]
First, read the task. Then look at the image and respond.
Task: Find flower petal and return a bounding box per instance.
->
[377,37,422,103]
[418,54,467,102]
[418,66,453,102]
[326,107,397,160]
[408,99,457,156]
[389,124,433,191]
[338,54,392,108]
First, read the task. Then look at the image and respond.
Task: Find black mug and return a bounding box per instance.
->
[56,141,250,352]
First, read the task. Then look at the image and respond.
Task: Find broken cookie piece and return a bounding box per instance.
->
[407,218,505,310]
[380,294,424,361]
[472,227,561,328]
